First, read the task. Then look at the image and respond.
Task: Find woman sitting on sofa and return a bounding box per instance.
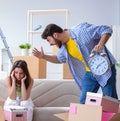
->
[4,60,34,121]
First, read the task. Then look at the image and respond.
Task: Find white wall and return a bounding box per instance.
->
[107,26,120,98]
[0,0,119,48]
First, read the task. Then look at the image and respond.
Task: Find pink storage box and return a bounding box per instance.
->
[85,92,119,113]
[4,106,27,121]
[102,111,115,121]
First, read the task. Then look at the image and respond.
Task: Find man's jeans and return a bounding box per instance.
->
[80,65,118,104]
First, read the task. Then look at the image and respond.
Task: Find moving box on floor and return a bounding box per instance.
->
[4,105,27,121]
[55,103,120,121]
[85,92,119,113]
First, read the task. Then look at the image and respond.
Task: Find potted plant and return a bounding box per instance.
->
[116,63,120,68]
[19,43,31,56]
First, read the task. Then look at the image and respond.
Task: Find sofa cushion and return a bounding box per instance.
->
[0,78,8,100]
[31,79,80,107]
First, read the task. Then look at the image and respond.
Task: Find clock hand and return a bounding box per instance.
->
[96,61,105,69]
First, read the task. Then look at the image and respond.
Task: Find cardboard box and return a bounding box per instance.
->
[55,103,102,121]
[0,100,5,121]
[14,56,46,79]
[54,103,120,121]
[0,100,4,106]
[63,62,73,79]
[4,106,27,121]
[0,106,4,121]
[85,92,119,113]
[54,112,68,121]
[69,103,102,121]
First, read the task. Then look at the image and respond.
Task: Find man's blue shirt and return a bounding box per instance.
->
[57,22,116,89]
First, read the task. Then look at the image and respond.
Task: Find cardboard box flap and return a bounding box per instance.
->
[54,112,69,121]
[103,96,119,103]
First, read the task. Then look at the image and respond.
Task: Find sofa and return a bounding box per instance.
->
[0,78,80,121]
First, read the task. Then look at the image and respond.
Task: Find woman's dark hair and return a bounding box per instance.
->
[41,24,63,48]
[10,60,30,89]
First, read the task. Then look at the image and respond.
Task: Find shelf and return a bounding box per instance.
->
[28,31,43,34]
[27,9,69,45]
[28,9,69,14]
[26,9,72,79]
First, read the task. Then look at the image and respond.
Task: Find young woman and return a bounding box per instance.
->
[4,60,34,121]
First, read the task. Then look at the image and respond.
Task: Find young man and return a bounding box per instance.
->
[32,22,118,104]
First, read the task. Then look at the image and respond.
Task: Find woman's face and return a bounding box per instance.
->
[14,67,25,81]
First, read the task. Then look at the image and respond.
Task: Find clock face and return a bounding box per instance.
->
[89,55,109,75]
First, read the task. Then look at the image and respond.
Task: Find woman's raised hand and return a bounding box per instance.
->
[21,75,27,82]
[10,71,16,82]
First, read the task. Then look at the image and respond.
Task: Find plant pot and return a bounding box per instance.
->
[21,49,29,56]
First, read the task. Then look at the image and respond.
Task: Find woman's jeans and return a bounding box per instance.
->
[80,65,118,104]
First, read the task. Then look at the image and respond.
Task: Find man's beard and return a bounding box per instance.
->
[54,39,62,48]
